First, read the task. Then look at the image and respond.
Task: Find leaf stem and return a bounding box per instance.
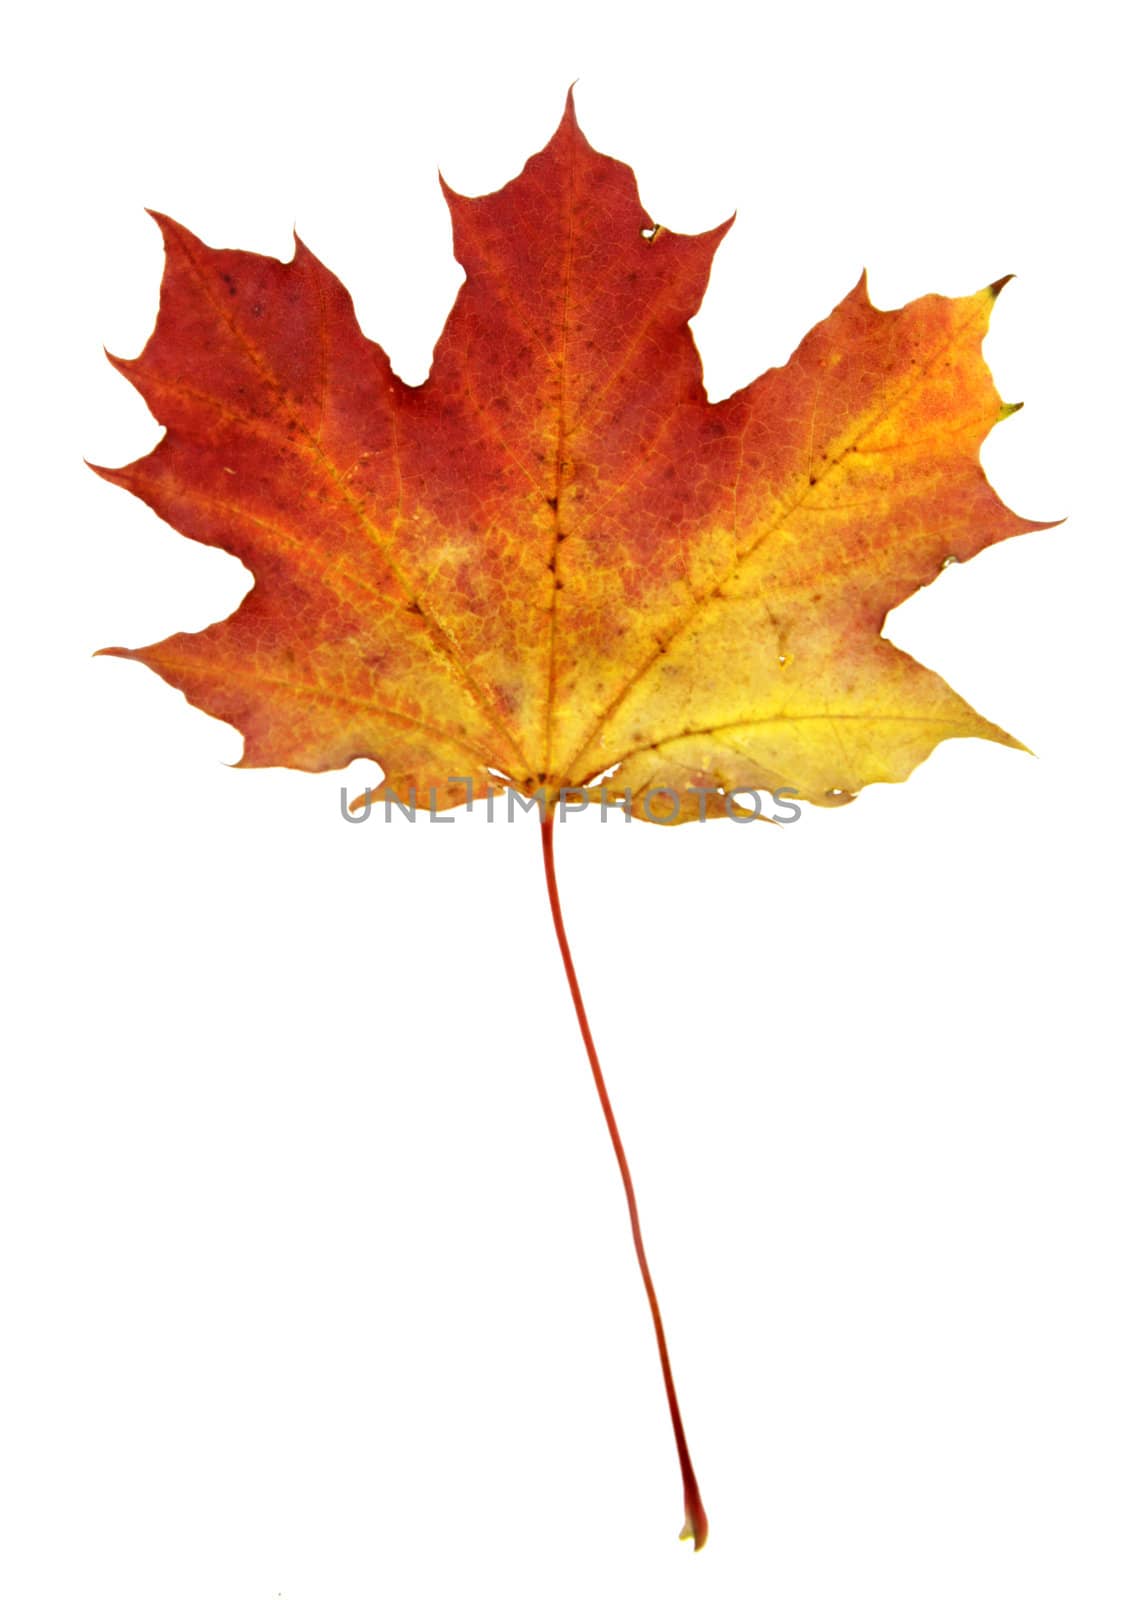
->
[539,808,709,1550]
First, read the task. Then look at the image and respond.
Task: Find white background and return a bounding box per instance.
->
[3,2,1130,1597]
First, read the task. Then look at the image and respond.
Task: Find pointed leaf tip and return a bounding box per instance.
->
[549,80,591,153]
[988,272,1015,298]
[103,346,135,376]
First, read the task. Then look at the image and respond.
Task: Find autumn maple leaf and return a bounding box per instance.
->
[93,91,1050,1549]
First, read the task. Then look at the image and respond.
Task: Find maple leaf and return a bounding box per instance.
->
[93,91,1050,1549]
